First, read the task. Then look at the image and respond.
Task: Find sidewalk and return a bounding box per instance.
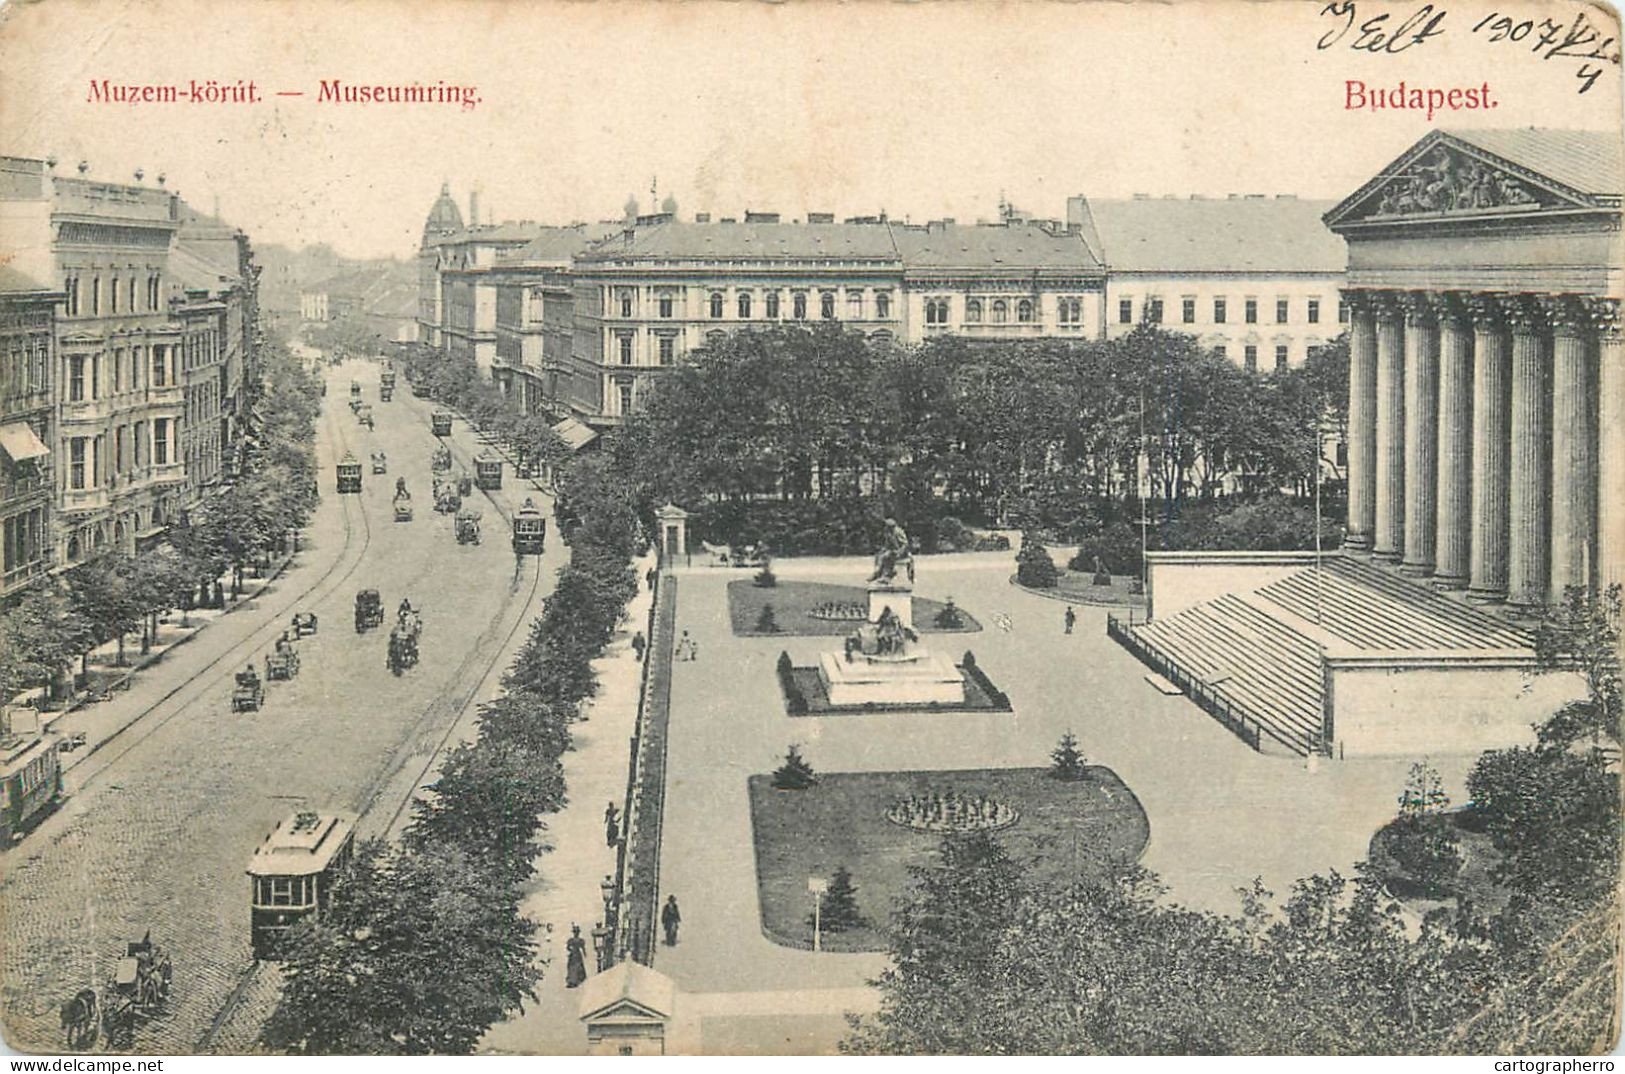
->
[6,554,297,777]
[482,553,659,1055]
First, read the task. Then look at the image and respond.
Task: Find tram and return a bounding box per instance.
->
[1,727,62,844]
[474,454,503,491]
[247,811,356,959]
[430,411,453,438]
[512,497,547,556]
[336,452,362,494]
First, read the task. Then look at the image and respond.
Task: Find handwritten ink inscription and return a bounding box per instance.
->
[1317,2,1620,94]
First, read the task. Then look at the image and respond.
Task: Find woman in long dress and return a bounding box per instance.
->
[565,924,588,988]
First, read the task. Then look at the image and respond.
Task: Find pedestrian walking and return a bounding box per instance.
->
[646,567,658,591]
[605,801,621,847]
[631,631,646,662]
[565,924,588,988]
[676,630,694,661]
[661,894,682,946]
[1064,605,1076,635]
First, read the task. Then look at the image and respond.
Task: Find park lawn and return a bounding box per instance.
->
[784,664,1010,715]
[747,766,1150,953]
[729,580,981,637]
[1013,569,1147,607]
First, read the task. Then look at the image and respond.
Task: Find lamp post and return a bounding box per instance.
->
[591,921,612,972]
[600,874,616,921]
[808,876,828,953]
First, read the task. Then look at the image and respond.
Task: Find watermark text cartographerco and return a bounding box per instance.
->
[84,79,482,109]
[1345,79,1497,119]
[1493,1063,1616,1073]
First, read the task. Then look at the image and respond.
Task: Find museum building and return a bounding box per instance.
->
[1117,128,1620,760]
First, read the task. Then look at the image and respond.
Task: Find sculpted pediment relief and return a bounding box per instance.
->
[1330,136,1598,228]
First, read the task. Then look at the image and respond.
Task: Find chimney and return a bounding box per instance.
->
[469,186,481,227]
[807,212,834,224]
[744,210,780,223]
[695,212,711,223]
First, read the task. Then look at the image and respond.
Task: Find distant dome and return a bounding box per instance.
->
[423,181,464,243]
[661,193,678,214]
[623,195,640,220]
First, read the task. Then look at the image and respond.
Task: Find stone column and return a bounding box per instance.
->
[1432,294,1473,588]
[1344,292,1378,552]
[1373,293,1406,564]
[1467,296,1510,602]
[1590,299,1623,597]
[1545,296,1596,603]
[1505,295,1551,614]
[1401,293,1440,576]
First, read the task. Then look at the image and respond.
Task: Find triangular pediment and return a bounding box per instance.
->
[1326,131,1601,230]
[582,997,667,1022]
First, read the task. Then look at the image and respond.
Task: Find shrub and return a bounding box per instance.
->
[772,743,817,789]
[1050,731,1088,781]
[974,533,1011,552]
[934,599,965,629]
[755,603,781,633]
[776,652,807,714]
[1376,815,1462,898]
[935,516,973,553]
[810,865,864,933]
[754,564,778,588]
[961,650,1012,711]
[1015,534,1058,589]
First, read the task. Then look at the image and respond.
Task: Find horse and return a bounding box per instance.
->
[60,989,98,1049]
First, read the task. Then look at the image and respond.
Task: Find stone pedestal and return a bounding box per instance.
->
[818,650,965,707]
[867,583,913,632]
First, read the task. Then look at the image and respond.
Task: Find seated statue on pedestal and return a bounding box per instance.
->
[846,605,918,660]
[869,517,915,585]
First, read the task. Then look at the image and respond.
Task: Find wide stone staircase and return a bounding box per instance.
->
[1110,554,1533,757]
[1115,593,1326,756]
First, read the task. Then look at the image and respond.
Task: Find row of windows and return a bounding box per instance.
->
[64,345,178,401]
[616,289,897,322]
[62,272,163,319]
[1118,296,1341,327]
[67,419,177,489]
[1213,343,1294,372]
[1,506,47,583]
[2,340,50,401]
[924,295,1089,326]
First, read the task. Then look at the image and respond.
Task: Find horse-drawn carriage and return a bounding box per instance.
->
[387,602,421,675]
[394,485,414,523]
[291,611,319,638]
[349,396,364,415]
[265,635,301,681]
[431,411,453,437]
[474,454,503,491]
[371,451,387,475]
[232,665,264,712]
[433,478,461,515]
[455,507,482,545]
[335,452,362,494]
[512,497,548,556]
[431,444,453,472]
[62,935,172,1049]
[355,589,384,633]
[457,473,473,498]
[379,384,394,403]
[380,369,396,393]
[350,380,361,398]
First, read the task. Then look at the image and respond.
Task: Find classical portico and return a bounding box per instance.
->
[1327,129,1623,613]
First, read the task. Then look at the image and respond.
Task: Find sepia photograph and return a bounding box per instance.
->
[0,0,1621,1060]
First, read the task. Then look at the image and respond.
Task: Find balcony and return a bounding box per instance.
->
[150,461,186,485]
[147,382,184,407]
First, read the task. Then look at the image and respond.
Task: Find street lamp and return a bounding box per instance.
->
[591,921,612,972]
[808,876,828,953]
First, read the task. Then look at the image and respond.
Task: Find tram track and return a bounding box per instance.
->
[195,381,551,1053]
[65,384,376,799]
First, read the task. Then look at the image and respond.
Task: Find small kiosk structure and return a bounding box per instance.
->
[578,962,677,1056]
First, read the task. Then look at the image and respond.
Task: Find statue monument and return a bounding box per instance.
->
[818,520,965,706]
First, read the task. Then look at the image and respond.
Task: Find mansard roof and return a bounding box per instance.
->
[0,264,54,295]
[503,223,622,265]
[1085,196,1345,274]
[891,220,1102,274]
[580,220,903,263]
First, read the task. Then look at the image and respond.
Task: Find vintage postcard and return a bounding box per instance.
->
[0,0,1620,1060]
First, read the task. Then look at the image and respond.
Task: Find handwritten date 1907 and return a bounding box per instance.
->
[1317,2,1448,53]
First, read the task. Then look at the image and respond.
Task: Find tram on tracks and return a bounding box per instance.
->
[1,726,62,844]
[247,811,356,959]
[474,454,503,491]
[336,452,363,494]
[512,498,547,556]
[431,411,453,438]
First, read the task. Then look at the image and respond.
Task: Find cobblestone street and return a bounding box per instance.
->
[0,361,560,1054]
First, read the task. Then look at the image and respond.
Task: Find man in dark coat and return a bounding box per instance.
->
[661,894,681,946]
[605,802,620,847]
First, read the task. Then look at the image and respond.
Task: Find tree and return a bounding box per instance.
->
[1015,534,1057,588]
[1533,584,1621,751]
[812,865,863,932]
[1376,764,1461,898]
[1050,731,1088,781]
[771,744,817,790]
